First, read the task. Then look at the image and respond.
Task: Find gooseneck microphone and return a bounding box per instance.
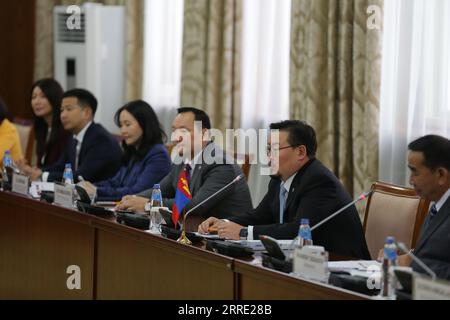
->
[177,174,244,244]
[310,191,373,232]
[184,174,244,222]
[396,242,437,281]
[286,191,372,259]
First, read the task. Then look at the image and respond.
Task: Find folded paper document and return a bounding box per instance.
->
[29,182,54,198]
[228,240,293,251]
[328,260,381,277]
[192,232,222,240]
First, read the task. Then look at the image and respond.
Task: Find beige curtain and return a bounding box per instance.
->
[180,0,242,132]
[34,0,144,101]
[290,0,383,199]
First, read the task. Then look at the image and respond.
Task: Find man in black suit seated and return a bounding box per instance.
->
[397,135,450,280]
[26,89,122,183]
[199,120,370,259]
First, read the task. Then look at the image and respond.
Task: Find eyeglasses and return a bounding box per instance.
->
[266,145,298,155]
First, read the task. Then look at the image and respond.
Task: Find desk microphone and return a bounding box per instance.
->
[310,191,372,232]
[396,242,437,281]
[177,174,244,245]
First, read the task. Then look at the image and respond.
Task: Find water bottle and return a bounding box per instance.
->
[150,184,163,207]
[381,236,398,299]
[62,163,74,185]
[290,219,314,258]
[3,150,13,169]
[62,163,77,206]
[149,184,163,233]
[298,218,313,248]
[1,150,13,188]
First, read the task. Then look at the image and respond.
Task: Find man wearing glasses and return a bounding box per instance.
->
[199,120,370,259]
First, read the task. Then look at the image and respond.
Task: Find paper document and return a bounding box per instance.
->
[328,260,381,277]
[95,201,117,206]
[228,240,293,251]
[29,182,55,198]
[192,232,222,240]
[328,260,380,271]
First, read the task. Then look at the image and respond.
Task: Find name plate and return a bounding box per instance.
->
[293,246,329,282]
[54,184,74,209]
[413,275,450,300]
[12,173,29,196]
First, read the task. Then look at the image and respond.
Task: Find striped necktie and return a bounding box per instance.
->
[429,204,438,219]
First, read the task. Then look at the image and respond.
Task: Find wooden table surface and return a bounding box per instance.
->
[0,191,371,300]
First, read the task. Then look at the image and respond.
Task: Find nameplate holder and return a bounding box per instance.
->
[293,246,329,282]
[54,184,74,209]
[12,173,30,196]
[413,274,450,300]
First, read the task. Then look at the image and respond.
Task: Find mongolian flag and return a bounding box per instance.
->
[172,168,192,228]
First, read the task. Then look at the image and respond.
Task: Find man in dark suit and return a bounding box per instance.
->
[117,107,252,220]
[28,89,122,183]
[199,120,370,259]
[402,135,450,280]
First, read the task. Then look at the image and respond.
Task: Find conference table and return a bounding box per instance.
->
[0,190,370,300]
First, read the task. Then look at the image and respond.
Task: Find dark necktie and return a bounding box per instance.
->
[279,184,288,224]
[185,163,192,184]
[429,204,438,220]
[423,204,438,233]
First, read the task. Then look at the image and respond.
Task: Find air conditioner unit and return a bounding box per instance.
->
[54,3,125,134]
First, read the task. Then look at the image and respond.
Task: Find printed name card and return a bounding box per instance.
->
[293,246,329,282]
[54,184,74,209]
[12,173,30,196]
[413,275,450,300]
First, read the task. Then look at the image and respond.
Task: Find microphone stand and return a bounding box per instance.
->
[397,242,437,281]
[310,191,373,232]
[287,191,372,260]
[177,175,244,245]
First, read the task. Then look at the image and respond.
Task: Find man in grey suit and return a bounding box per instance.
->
[117,107,252,221]
[402,135,450,280]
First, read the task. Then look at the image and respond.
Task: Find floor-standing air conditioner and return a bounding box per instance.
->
[54,3,125,134]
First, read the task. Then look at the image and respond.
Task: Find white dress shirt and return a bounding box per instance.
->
[435,188,450,212]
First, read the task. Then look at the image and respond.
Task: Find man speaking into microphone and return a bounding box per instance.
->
[199,120,370,259]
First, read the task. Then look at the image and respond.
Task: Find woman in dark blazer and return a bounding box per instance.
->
[92,100,171,201]
[30,79,70,167]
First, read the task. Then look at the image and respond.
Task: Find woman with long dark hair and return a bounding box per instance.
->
[90,100,171,201]
[30,79,70,167]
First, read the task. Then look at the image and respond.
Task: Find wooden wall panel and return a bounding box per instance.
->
[0,1,36,120]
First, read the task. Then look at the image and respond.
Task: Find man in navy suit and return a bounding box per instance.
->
[29,89,122,183]
[199,120,370,259]
[402,135,450,280]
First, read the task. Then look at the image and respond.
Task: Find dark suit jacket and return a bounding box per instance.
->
[230,159,370,259]
[36,126,71,168]
[95,144,171,201]
[139,143,253,219]
[413,195,450,280]
[44,123,122,183]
